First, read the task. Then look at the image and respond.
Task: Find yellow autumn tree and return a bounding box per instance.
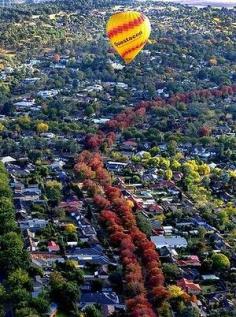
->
[183,160,199,172]
[174,152,184,161]
[209,57,217,66]
[168,285,184,298]
[0,123,5,132]
[36,122,48,133]
[229,170,236,178]
[159,157,170,169]
[165,169,173,180]
[126,199,134,209]
[65,259,77,269]
[142,152,152,160]
[155,214,166,223]
[171,159,181,170]
[65,223,77,234]
[198,164,211,176]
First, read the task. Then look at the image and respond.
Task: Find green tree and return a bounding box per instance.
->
[31,292,50,314]
[63,261,84,284]
[85,105,95,116]
[201,259,213,272]
[212,253,230,270]
[0,285,6,305]
[84,305,103,317]
[198,227,207,240]
[7,268,30,288]
[9,288,31,307]
[45,180,62,205]
[218,210,229,226]
[28,150,43,162]
[150,146,160,156]
[159,302,172,317]
[91,279,103,292]
[167,140,177,155]
[0,178,12,198]
[0,211,17,235]
[50,271,80,310]
[0,232,28,272]
[15,307,40,317]
[18,115,31,129]
[181,307,200,317]
[162,263,182,281]
[136,213,152,237]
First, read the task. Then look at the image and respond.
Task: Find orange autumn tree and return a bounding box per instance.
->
[94,195,110,209]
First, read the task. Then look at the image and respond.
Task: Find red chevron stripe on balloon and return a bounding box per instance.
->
[121,40,147,59]
[107,15,145,39]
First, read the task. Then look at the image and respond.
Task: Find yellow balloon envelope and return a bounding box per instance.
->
[106,11,151,64]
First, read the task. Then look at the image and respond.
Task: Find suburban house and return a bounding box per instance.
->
[66,245,114,267]
[106,161,128,172]
[37,89,59,98]
[1,156,16,164]
[19,219,48,231]
[31,253,64,269]
[151,235,188,249]
[177,255,201,267]
[177,278,202,295]
[79,291,125,316]
[121,140,138,151]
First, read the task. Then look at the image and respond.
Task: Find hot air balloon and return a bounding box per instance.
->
[106,11,151,64]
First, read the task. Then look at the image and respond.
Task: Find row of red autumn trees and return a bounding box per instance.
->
[75,85,236,315]
[85,84,236,149]
[75,150,168,317]
[107,84,236,130]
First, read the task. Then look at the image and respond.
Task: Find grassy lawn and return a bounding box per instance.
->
[202,285,217,294]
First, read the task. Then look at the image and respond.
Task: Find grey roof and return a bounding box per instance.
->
[67,254,111,266]
[19,219,48,230]
[202,274,220,281]
[68,245,103,256]
[80,292,120,306]
[66,245,112,265]
[151,235,187,249]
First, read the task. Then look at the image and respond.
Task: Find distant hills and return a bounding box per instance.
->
[159,0,236,8]
[1,0,235,9]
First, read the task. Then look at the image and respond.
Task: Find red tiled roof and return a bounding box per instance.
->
[187,283,201,291]
[48,241,60,251]
[177,255,201,266]
[48,241,58,247]
[148,204,164,213]
[151,180,175,188]
[122,140,138,146]
[177,278,201,292]
[31,252,60,260]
